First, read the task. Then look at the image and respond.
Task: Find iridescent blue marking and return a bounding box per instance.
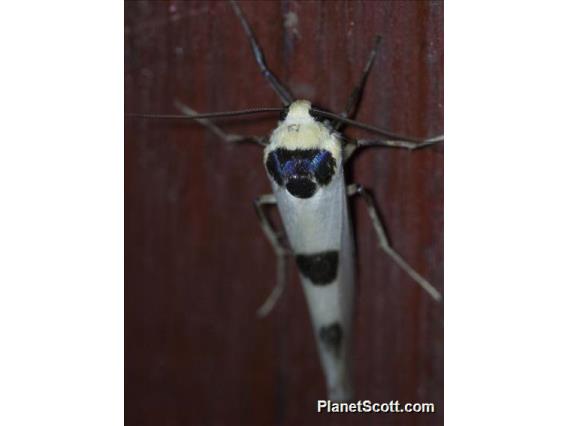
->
[265,149,336,187]
[282,158,307,177]
[310,151,331,173]
[281,151,330,178]
[272,153,283,178]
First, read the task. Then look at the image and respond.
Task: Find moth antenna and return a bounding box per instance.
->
[311,108,443,143]
[229,0,294,105]
[126,108,284,120]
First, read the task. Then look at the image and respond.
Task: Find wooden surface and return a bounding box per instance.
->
[125,1,443,425]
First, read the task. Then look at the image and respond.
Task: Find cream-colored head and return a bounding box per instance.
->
[282,99,314,125]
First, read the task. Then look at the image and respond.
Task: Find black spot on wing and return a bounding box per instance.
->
[286,177,317,198]
[296,250,339,285]
[319,322,342,356]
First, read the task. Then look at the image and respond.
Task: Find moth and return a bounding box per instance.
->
[129,0,443,402]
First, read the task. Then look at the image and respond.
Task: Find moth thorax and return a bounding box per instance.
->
[265,148,337,199]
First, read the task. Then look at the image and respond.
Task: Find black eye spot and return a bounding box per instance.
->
[308,107,324,123]
[279,105,290,121]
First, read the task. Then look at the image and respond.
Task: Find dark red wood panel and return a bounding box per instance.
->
[125,1,443,425]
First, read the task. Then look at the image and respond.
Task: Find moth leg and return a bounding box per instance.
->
[229,0,294,106]
[347,184,442,302]
[253,193,291,317]
[342,143,358,163]
[175,100,267,146]
[342,134,443,162]
[334,35,382,131]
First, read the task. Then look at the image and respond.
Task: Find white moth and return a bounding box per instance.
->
[267,100,354,401]
[259,100,440,401]
[133,0,442,402]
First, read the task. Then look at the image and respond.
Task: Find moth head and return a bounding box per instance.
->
[280,100,314,125]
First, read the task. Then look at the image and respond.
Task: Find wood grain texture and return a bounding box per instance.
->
[125,1,443,425]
